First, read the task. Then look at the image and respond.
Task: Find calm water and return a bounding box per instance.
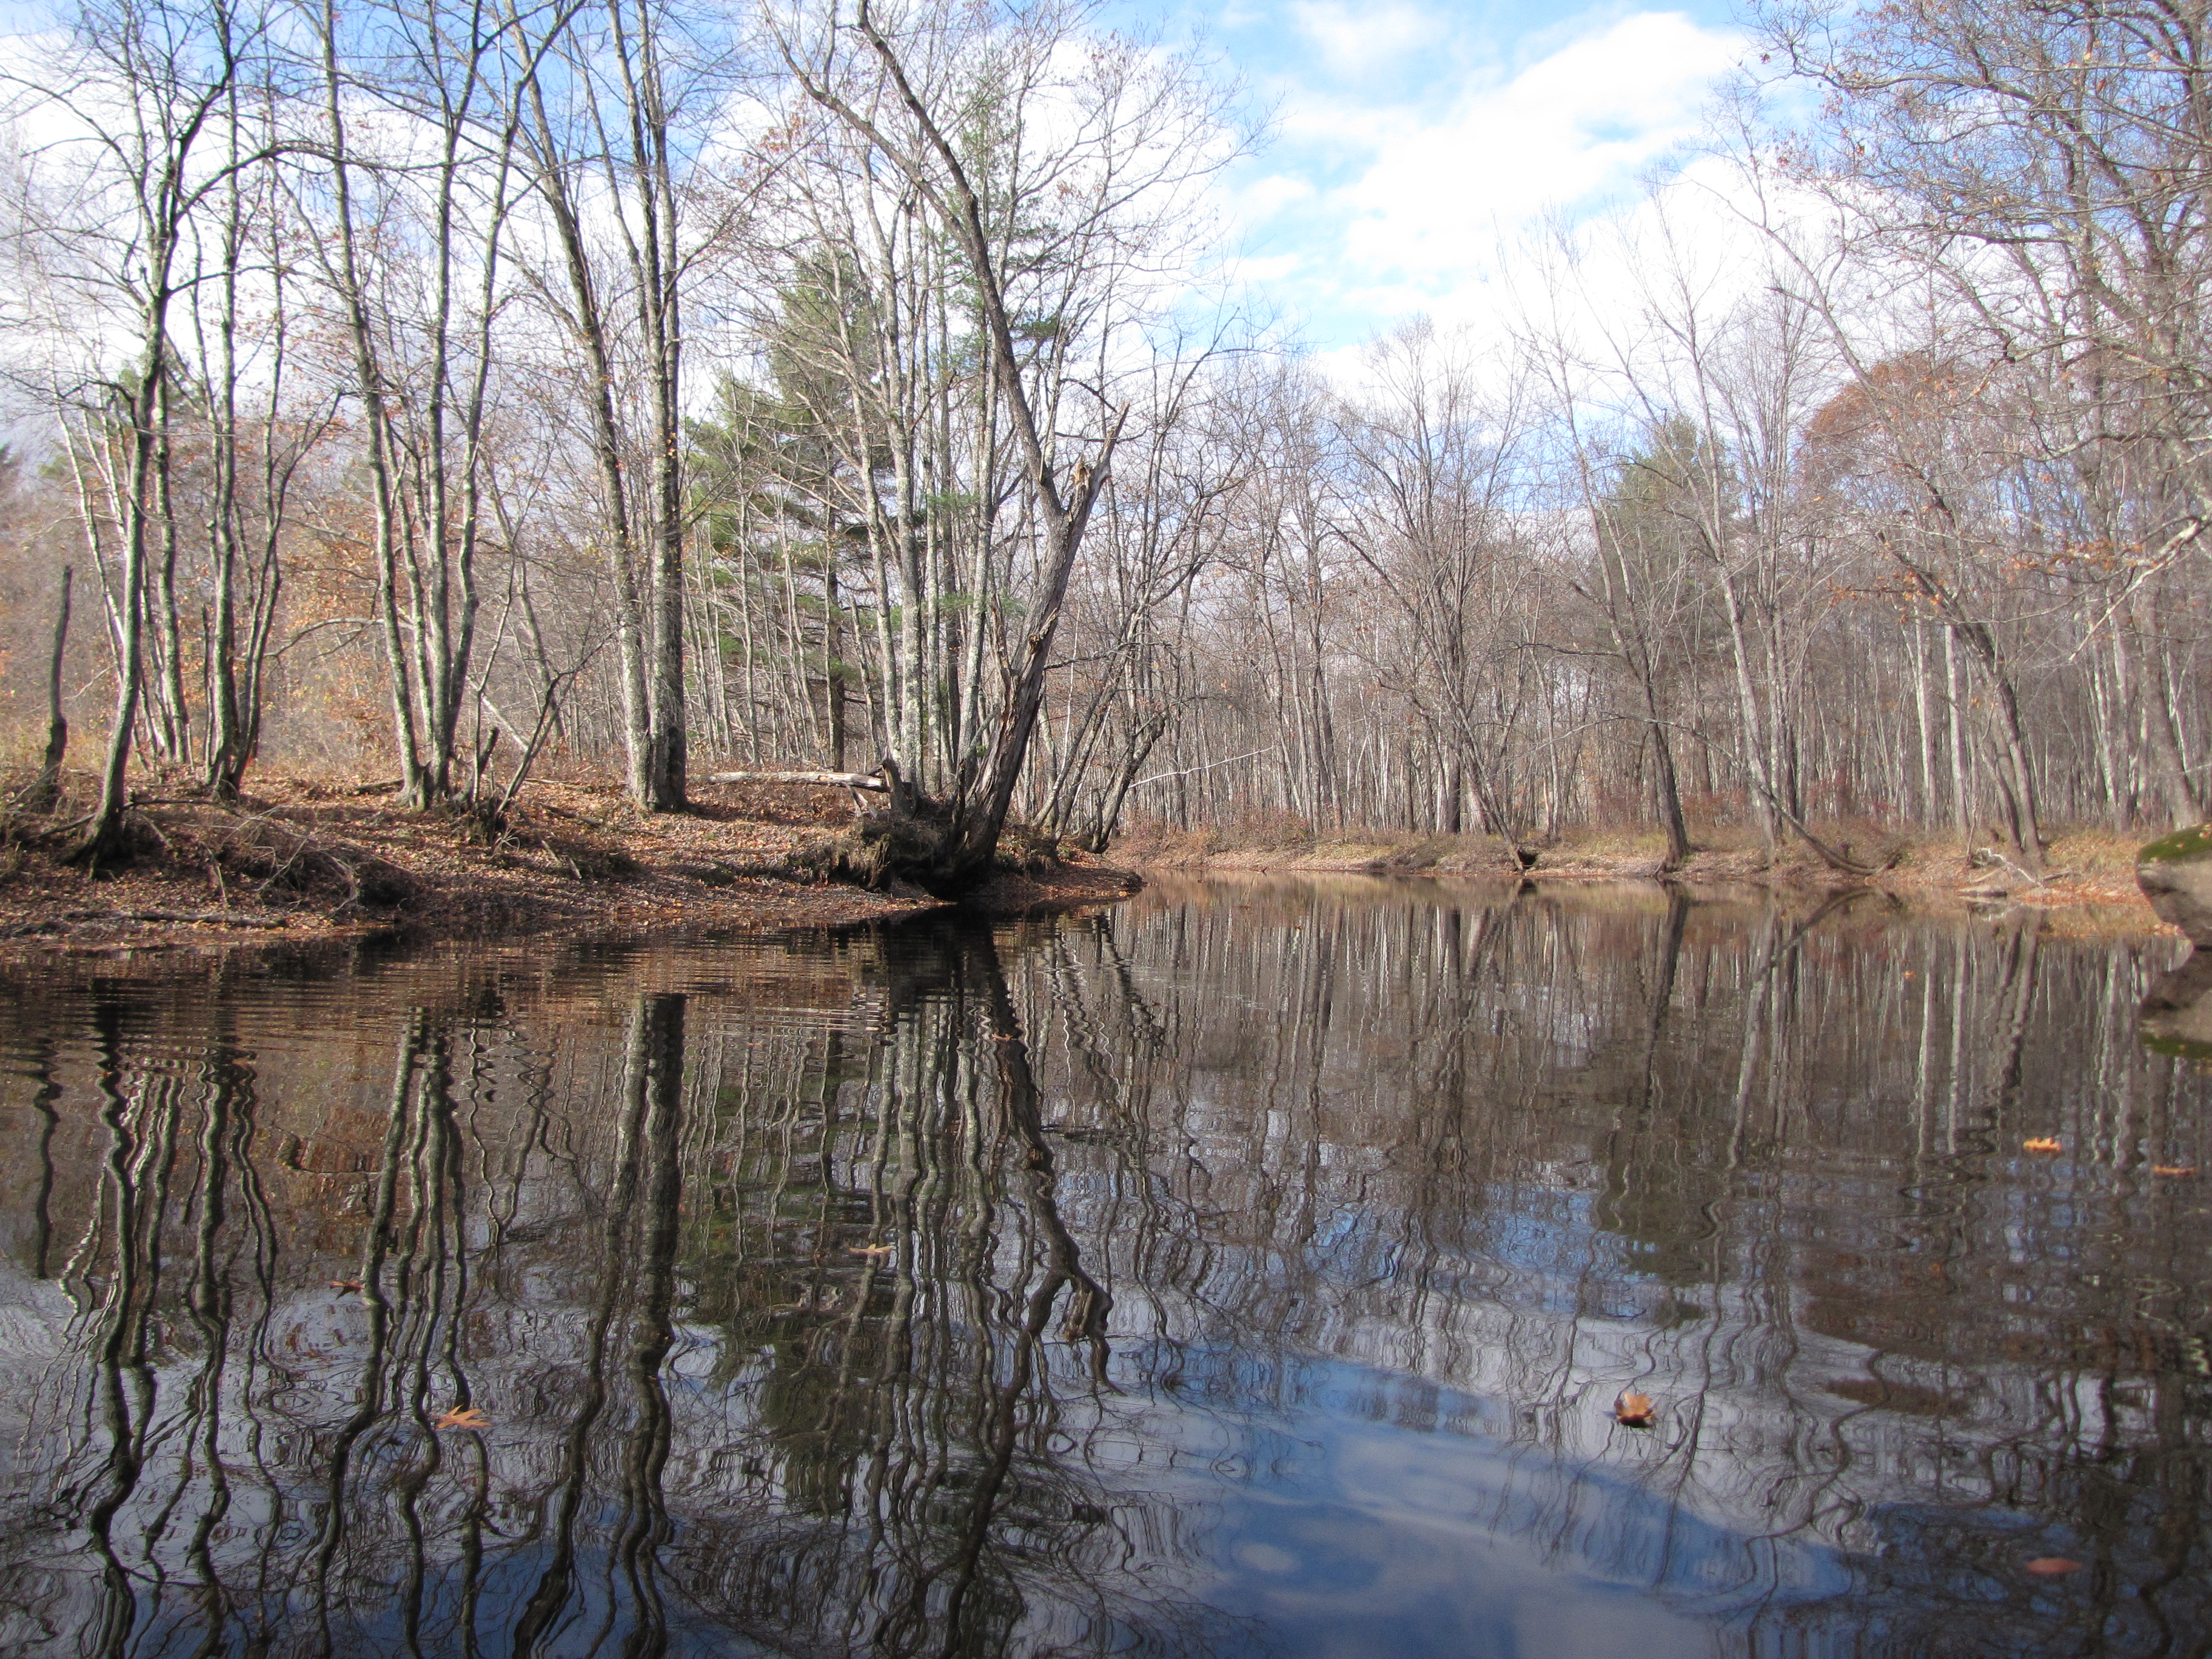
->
[0,877,2207,1659]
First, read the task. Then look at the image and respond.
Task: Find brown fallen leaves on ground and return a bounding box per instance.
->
[0,772,950,957]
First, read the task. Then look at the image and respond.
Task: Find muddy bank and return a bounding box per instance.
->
[0,772,1139,957]
[1118,830,2171,931]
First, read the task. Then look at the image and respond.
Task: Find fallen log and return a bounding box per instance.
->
[0,907,292,940]
[709,770,888,791]
[1969,845,2048,888]
[122,907,292,927]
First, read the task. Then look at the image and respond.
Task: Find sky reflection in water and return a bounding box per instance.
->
[0,876,2205,1657]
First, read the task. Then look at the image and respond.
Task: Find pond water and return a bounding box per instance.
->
[0,876,2207,1658]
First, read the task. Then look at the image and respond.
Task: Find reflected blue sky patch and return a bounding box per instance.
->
[1141,1345,1854,1658]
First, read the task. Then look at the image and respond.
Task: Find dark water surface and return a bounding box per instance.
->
[1,876,2208,1658]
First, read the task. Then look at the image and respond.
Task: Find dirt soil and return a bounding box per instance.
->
[0,771,1142,957]
[1120,829,2174,933]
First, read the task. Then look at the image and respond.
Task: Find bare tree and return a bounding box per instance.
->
[5,0,284,859]
[766,0,1233,882]
[1335,323,1541,863]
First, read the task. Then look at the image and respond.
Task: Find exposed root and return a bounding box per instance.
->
[784,803,1072,897]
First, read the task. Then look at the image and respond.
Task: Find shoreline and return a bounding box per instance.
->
[4,772,2177,961]
[0,774,1139,961]
[1119,834,2173,932]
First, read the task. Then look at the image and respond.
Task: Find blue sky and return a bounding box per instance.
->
[0,0,1755,372]
[1104,0,1754,355]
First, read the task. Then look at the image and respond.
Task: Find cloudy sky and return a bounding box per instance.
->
[1104,0,1752,354]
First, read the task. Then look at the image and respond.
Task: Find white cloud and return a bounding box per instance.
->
[1215,6,1749,352]
[1233,172,1316,218]
[1335,12,1741,291]
[1289,0,1446,78]
[1223,251,1306,284]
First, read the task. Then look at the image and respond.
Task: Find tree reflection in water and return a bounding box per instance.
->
[0,879,2204,1657]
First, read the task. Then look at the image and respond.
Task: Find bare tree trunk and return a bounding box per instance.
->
[321,0,426,808]
[203,98,255,801]
[1717,561,1779,857]
[2129,588,2205,825]
[1982,666,2045,871]
[613,0,689,811]
[793,13,1130,881]
[24,568,73,814]
[1910,618,1936,830]
[518,41,653,807]
[1644,681,1692,869]
[151,372,188,763]
[78,304,171,865]
[1945,623,1971,838]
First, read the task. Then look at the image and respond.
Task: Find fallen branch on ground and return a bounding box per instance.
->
[709,770,889,791]
[1970,846,2048,888]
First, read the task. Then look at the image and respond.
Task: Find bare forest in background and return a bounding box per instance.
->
[0,0,2207,879]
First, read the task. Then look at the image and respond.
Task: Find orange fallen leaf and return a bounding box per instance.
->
[327,1279,363,1292]
[847,1244,894,1257]
[2152,1165,2197,1177]
[2023,1138,2062,1154]
[432,1406,490,1431]
[1614,1390,1656,1427]
[2025,1557,2082,1576]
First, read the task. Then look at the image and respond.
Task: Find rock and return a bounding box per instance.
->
[2140,950,2212,1061]
[2137,824,2212,945]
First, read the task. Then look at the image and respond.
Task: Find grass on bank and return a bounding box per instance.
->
[1109,812,2154,893]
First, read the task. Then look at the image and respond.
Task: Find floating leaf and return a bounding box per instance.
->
[2152,1165,2197,1177]
[2023,1137,2062,1153]
[847,1244,894,1258]
[433,1406,490,1431]
[1614,1390,1656,1427]
[2025,1557,2082,1576]
[327,1279,363,1292]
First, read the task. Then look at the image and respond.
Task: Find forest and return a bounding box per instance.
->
[0,0,2206,883]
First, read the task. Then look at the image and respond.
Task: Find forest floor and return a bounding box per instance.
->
[1113,820,2173,931]
[0,768,1141,958]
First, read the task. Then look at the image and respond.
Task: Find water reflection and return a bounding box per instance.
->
[0,879,2205,1657]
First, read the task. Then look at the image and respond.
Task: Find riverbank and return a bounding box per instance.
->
[0,771,1139,957]
[1114,823,2171,928]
